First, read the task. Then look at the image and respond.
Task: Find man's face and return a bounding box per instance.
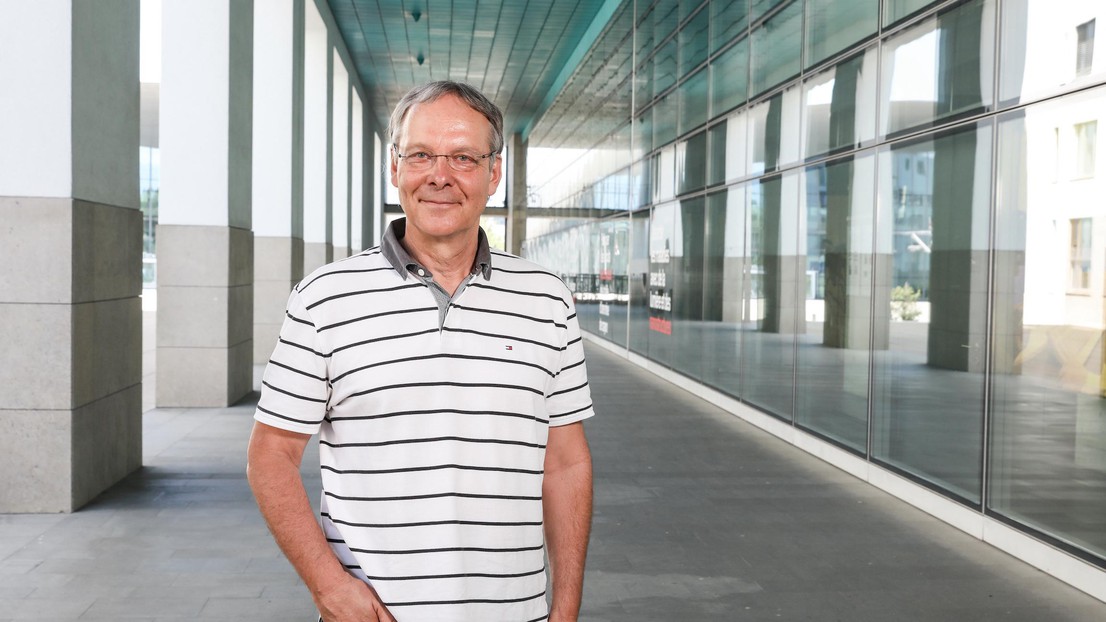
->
[390,94,502,247]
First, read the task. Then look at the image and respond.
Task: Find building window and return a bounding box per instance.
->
[1075,120,1097,179]
[1076,19,1095,76]
[1070,218,1093,290]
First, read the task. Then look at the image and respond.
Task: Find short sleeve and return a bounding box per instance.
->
[545,295,595,427]
[254,288,330,435]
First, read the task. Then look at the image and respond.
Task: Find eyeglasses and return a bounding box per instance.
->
[393,145,495,172]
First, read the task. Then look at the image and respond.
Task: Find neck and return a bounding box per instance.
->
[401,228,479,295]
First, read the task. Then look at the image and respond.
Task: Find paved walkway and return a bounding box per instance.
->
[2,343,1105,620]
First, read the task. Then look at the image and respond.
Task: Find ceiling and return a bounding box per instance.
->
[326,0,623,147]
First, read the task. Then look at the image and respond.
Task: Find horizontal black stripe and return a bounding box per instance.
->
[489,264,557,278]
[298,257,387,293]
[316,306,437,333]
[559,357,586,374]
[450,303,567,329]
[548,380,588,398]
[323,490,541,502]
[348,543,543,556]
[360,567,545,582]
[267,358,326,382]
[321,463,544,476]
[286,311,315,327]
[550,403,593,419]
[277,336,327,358]
[321,435,545,450]
[328,407,546,424]
[567,311,577,321]
[387,589,546,608]
[306,282,423,311]
[441,327,564,352]
[322,512,543,529]
[467,282,569,308]
[347,380,544,400]
[332,352,554,383]
[256,404,319,426]
[262,380,327,403]
[328,327,439,357]
[567,336,582,347]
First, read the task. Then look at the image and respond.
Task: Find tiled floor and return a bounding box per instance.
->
[2,342,1105,620]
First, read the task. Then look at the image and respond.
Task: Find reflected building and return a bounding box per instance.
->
[523,0,1106,587]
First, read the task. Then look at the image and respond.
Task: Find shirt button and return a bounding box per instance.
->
[417,268,426,277]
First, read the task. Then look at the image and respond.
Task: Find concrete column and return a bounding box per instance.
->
[157,0,254,407]
[331,51,349,260]
[760,173,806,334]
[0,0,142,512]
[303,1,331,272]
[351,89,366,252]
[508,133,528,255]
[252,0,305,364]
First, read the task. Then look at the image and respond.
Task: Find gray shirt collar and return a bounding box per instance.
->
[381,217,493,281]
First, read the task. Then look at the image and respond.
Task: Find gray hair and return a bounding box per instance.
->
[388,81,504,157]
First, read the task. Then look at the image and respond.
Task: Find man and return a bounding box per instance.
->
[247,81,594,622]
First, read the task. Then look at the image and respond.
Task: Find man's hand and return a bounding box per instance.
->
[315,573,396,622]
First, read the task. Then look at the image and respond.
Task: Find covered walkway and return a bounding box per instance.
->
[1,342,1104,621]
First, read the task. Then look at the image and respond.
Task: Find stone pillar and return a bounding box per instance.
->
[0,0,142,512]
[303,1,332,273]
[157,0,254,407]
[331,51,350,260]
[351,89,365,252]
[252,0,305,364]
[508,133,528,255]
[760,173,805,334]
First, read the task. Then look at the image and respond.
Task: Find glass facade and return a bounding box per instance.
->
[523,0,1106,567]
[139,145,160,287]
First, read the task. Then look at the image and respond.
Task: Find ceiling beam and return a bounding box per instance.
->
[519,0,623,143]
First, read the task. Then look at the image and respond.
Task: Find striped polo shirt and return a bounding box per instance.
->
[254,220,594,622]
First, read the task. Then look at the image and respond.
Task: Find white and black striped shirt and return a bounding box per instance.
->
[255,222,594,621]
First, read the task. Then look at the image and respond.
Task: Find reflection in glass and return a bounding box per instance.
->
[679,6,710,75]
[711,0,749,53]
[654,37,679,98]
[750,1,802,97]
[702,187,748,394]
[751,0,786,22]
[796,153,875,452]
[883,0,934,26]
[653,92,679,148]
[879,0,994,137]
[649,202,678,367]
[1000,3,1105,106]
[871,122,993,503]
[679,68,710,135]
[743,172,801,418]
[802,47,878,159]
[991,90,1106,561]
[805,0,878,69]
[748,85,801,176]
[629,208,652,356]
[711,37,749,118]
[672,197,707,380]
[677,130,708,194]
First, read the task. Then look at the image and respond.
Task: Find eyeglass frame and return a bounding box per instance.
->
[392,144,498,172]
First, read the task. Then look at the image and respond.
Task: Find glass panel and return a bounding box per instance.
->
[654,144,677,202]
[880,0,996,137]
[751,0,786,22]
[702,186,748,394]
[711,0,749,53]
[805,0,878,69]
[871,121,993,503]
[678,130,708,194]
[653,92,679,148]
[748,84,802,176]
[629,208,652,355]
[725,109,750,181]
[636,56,654,113]
[802,47,878,158]
[1000,4,1106,106]
[883,0,935,27]
[679,5,711,75]
[679,67,710,135]
[654,37,679,98]
[751,1,802,97]
[990,87,1106,563]
[649,202,678,366]
[711,36,749,118]
[742,171,801,418]
[596,218,631,347]
[708,122,728,186]
[795,152,876,452]
[654,0,681,52]
[672,196,707,380]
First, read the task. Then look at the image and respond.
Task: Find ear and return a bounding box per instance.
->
[389,150,400,188]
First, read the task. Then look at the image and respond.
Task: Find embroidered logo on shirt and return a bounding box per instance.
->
[505,345,514,351]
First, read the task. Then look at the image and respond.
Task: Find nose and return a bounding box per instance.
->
[427,155,455,183]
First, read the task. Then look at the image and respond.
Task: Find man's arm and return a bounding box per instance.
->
[542,421,593,622]
[246,421,395,622]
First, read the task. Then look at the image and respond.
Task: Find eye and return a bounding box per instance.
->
[452,153,477,164]
[410,151,432,160]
